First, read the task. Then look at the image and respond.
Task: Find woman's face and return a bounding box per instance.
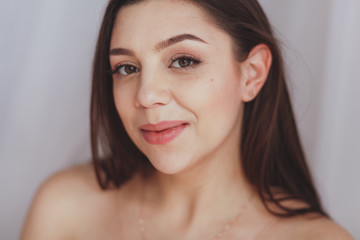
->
[110,0,247,174]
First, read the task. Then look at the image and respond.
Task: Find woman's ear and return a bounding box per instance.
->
[240,44,272,102]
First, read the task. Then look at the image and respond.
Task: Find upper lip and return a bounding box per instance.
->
[140,121,188,132]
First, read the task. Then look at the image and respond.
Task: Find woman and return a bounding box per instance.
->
[21,0,353,239]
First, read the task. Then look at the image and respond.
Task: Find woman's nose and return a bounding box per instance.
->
[134,69,172,109]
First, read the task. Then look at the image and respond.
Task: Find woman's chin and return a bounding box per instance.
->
[147,156,194,175]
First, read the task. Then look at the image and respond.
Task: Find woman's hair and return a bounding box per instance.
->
[90,0,327,217]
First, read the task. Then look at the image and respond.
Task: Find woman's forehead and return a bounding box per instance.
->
[110,0,227,50]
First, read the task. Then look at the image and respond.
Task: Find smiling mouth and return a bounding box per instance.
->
[140,121,189,144]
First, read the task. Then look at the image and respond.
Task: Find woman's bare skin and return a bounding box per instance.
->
[21,1,354,239]
[21,163,353,240]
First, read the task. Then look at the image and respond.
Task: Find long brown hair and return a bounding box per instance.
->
[90,0,327,217]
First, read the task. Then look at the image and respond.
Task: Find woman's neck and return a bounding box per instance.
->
[141,142,254,232]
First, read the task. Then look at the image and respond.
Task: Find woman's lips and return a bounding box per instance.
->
[139,121,189,144]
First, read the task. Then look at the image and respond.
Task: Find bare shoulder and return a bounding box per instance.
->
[255,190,355,240]
[305,216,354,239]
[20,163,106,240]
[267,214,354,240]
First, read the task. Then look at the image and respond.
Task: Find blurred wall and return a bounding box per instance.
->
[0,1,107,239]
[1,0,359,239]
[260,0,360,237]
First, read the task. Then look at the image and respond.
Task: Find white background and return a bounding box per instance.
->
[0,0,359,239]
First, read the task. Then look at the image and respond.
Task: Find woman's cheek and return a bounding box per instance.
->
[113,83,136,125]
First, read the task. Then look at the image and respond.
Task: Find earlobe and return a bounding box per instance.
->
[241,44,272,102]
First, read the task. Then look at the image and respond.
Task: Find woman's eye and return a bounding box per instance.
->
[113,65,139,75]
[170,56,200,69]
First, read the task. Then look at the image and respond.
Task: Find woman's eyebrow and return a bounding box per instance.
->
[154,33,208,51]
[109,33,207,57]
[109,48,134,56]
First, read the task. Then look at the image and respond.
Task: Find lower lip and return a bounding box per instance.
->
[141,124,188,145]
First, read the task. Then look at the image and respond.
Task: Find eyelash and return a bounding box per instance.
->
[111,55,201,76]
[111,64,139,76]
[169,55,201,69]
